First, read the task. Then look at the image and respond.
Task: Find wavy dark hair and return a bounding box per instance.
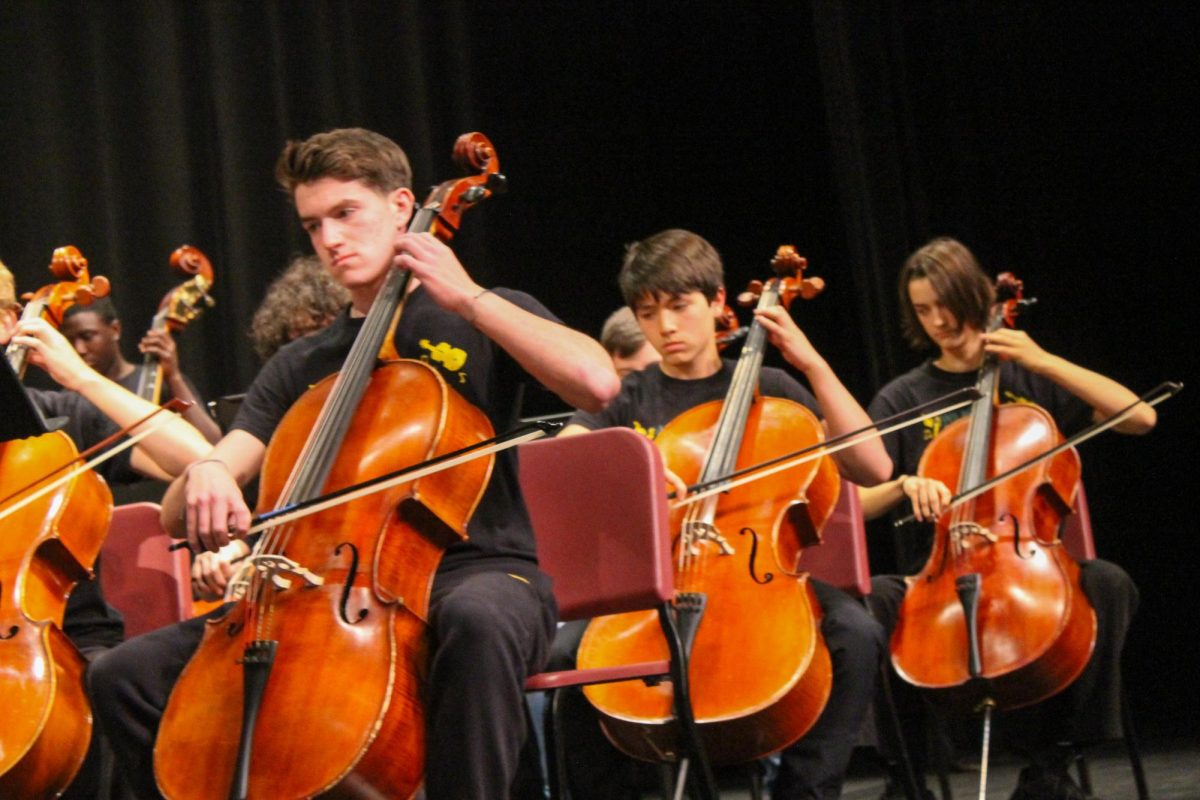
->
[898,238,994,350]
[250,255,349,361]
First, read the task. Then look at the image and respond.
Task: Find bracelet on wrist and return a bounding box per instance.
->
[466,288,493,325]
[184,458,228,480]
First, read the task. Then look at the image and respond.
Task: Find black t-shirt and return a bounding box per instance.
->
[867,359,1092,573]
[232,286,557,575]
[569,360,822,436]
[27,387,138,651]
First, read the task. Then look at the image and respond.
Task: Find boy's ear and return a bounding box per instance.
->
[390,187,416,230]
[709,286,727,316]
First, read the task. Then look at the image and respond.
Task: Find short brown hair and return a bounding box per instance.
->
[618,229,723,307]
[275,128,412,196]
[599,307,647,358]
[899,237,994,350]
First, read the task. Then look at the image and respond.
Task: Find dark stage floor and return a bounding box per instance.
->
[637,738,1199,799]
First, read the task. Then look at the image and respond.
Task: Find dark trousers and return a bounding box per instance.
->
[545,579,885,800]
[88,566,557,800]
[867,558,1138,772]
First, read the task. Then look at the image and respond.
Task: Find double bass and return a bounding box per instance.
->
[133,245,215,404]
[890,273,1097,713]
[0,248,113,796]
[153,133,506,799]
[577,246,837,766]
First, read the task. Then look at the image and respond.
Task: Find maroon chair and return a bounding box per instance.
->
[1061,483,1097,562]
[519,427,717,800]
[99,502,193,639]
[798,478,872,598]
[1059,484,1151,800]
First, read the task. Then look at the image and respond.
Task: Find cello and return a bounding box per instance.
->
[889,273,1096,721]
[0,247,113,797]
[153,132,506,800]
[133,245,216,404]
[577,246,837,766]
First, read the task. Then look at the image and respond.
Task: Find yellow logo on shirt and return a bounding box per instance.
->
[922,391,1034,441]
[632,420,659,440]
[419,339,467,372]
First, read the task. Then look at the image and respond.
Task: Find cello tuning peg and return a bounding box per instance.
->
[738,280,764,307]
[486,173,507,194]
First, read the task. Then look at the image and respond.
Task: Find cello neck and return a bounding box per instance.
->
[134,310,169,403]
[5,298,50,379]
[699,281,779,484]
[279,264,413,506]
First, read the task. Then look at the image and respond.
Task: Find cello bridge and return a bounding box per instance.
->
[950,522,998,545]
[245,554,326,591]
[682,521,735,556]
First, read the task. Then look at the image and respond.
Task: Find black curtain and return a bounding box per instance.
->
[2,1,1195,734]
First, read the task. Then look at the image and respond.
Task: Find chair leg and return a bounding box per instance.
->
[1120,686,1152,800]
[1074,749,1094,796]
[877,658,925,800]
[545,689,570,800]
[658,596,719,800]
[747,760,765,800]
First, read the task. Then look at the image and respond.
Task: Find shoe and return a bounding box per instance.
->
[1009,765,1100,800]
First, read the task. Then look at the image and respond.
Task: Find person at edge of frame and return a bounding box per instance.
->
[859,237,1154,800]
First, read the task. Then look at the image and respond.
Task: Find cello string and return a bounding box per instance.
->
[670,396,975,510]
[677,387,981,500]
[0,411,181,522]
[893,381,1181,527]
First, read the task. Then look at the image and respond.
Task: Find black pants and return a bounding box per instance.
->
[87,565,557,800]
[867,558,1138,771]
[545,579,885,800]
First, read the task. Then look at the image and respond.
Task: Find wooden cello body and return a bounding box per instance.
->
[0,247,113,796]
[890,274,1097,712]
[0,432,112,796]
[578,248,837,766]
[153,132,505,799]
[154,362,492,799]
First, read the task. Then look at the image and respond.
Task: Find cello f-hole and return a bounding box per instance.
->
[1,625,19,639]
[334,542,369,625]
[738,527,774,585]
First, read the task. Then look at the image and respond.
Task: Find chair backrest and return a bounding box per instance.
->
[99,502,193,638]
[1060,482,1096,562]
[518,427,673,621]
[796,479,872,598]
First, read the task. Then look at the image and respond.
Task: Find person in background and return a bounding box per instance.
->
[60,297,221,444]
[600,305,660,377]
[248,253,350,362]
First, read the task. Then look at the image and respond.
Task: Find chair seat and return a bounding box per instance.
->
[524,660,672,692]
